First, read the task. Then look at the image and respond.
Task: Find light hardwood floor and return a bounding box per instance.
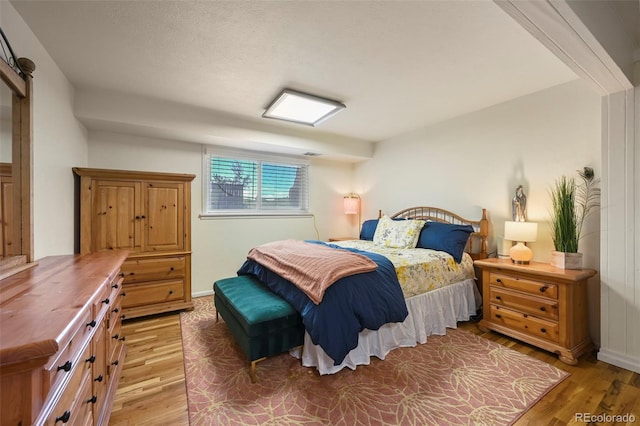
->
[109,303,639,425]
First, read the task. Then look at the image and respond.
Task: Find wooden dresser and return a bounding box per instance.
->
[474,258,597,365]
[73,168,195,319]
[0,250,128,425]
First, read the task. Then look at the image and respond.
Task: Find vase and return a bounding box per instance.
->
[550,251,583,269]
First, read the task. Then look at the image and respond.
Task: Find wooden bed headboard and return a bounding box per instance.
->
[379,206,489,260]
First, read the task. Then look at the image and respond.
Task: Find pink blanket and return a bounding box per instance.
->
[246,240,377,304]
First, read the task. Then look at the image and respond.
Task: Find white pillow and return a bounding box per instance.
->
[373,216,425,249]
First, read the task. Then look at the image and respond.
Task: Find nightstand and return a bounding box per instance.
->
[474,258,597,365]
[328,237,357,242]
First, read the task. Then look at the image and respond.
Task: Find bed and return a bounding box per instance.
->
[238,206,489,375]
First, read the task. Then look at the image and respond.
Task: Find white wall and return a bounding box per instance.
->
[355,79,603,342]
[87,130,355,296]
[1,1,89,259]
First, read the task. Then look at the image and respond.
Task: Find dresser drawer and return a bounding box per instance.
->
[44,345,93,426]
[490,272,558,299]
[121,256,185,284]
[489,287,559,321]
[121,279,185,308]
[489,305,559,342]
[43,306,94,393]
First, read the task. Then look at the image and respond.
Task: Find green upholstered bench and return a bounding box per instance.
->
[213,275,304,382]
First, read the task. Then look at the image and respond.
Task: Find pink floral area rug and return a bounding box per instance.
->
[180,296,568,425]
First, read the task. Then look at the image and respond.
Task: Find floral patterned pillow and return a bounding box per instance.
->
[373,216,425,249]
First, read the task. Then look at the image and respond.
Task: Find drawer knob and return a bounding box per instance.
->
[112,360,119,366]
[122,292,127,297]
[86,320,97,328]
[120,336,126,341]
[170,267,174,271]
[540,306,547,312]
[55,411,71,423]
[121,314,127,320]
[57,360,72,372]
[539,286,549,293]
[112,334,119,340]
[496,278,502,283]
[495,314,502,319]
[102,298,110,305]
[112,283,119,289]
[112,307,120,314]
[86,395,98,404]
[540,328,547,333]
[169,290,174,295]
[94,375,103,382]
[85,355,96,364]
[495,295,502,300]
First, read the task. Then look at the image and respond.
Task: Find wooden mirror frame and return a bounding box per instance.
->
[1,49,35,277]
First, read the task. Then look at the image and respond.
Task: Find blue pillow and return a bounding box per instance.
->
[417,222,474,263]
[359,219,379,240]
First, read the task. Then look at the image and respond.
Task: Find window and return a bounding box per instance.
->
[203,147,309,216]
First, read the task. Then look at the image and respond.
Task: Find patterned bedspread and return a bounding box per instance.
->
[331,240,475,298]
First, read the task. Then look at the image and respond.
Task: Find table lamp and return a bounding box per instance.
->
[504,221,538,264]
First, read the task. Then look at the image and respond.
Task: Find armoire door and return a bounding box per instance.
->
[143,182,184,252]
[91,180,142,252]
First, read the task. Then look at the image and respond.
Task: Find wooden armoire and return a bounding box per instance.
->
[73,167,196,319]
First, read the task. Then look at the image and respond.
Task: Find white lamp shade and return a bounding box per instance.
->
[504,221,538,243]
[343,195,360,215]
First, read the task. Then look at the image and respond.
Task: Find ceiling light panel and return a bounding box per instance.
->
[263,89,345,126]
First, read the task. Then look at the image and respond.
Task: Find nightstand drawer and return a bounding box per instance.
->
[490,272,558,299]
[489,305,559,342]
[489,287,559,321]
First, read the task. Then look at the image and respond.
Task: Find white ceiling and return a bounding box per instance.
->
[10,0,580,158]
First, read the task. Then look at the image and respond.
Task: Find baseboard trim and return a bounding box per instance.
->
[193,289,214,298]
[598,348,640,374]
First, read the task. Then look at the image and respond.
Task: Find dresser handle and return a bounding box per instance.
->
[85,355,96,364]
[94,375,103,382]
[539,286,549,293]
[119,336,126,341]
[496,278,502,283]
[112,283,119,289]
[102,298,110,304]
[122,292,127,297]
[121,314,127,320]
[57,360,72,372]
[169,290,174,295]
[86,320,97,328]
[112,334,119,340]
[112,307,119,314]
[86,395,97,404]
[495,295,502,300]
[112,360,119,366]
[55,411,71,423]
[170,267,174,271]
[540,328,547,333]
[119,272,125,278]
[495,314,502,319]
[540,306,547,312]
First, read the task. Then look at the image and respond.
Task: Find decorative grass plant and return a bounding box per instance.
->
[550,167,600,254]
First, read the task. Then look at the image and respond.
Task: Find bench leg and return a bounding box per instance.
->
[250,357,266,383]
[216,311,219,322]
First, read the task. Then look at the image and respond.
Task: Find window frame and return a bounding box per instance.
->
[200,146,311,218]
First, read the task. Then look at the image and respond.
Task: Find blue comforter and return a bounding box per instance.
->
[237,240,408,365]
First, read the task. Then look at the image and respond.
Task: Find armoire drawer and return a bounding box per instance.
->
[489,272,558,299]
[120,256,185,283]
[121,279,185,308]
[489,305,559,342]
[489,287,559,321]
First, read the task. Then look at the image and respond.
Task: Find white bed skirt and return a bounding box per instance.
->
[292,278,480,375]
